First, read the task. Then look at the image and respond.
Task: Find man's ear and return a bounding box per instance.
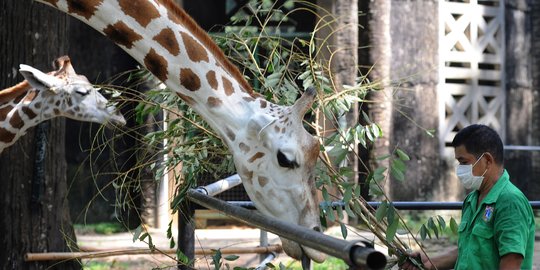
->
[19,64,63,92]
[247,113,277,140]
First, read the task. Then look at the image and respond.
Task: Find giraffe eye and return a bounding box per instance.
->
[75,88,90,96]
[277,150,299,169]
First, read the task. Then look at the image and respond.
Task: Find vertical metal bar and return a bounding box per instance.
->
[177,201,195,270]
[259,230,268,263]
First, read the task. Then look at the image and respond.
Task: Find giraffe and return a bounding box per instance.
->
[0,56,126,153]
[33,0,326,262]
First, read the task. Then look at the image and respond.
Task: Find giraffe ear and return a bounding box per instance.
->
[19,64,63,92]
[247,113,277,140]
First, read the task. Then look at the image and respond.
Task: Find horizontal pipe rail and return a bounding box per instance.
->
[198,174,242,197]
[222,201,540,210]
[25,245,283,262]
[186,189,387,269]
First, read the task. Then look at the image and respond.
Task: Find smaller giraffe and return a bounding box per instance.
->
[0,56,126,153]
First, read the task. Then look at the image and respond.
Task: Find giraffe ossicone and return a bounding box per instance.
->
[0,56,126,153]
[33,0,326,262]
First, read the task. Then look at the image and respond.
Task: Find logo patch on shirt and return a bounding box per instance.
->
[483,206,494,222]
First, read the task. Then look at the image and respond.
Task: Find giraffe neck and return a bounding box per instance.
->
[37,0,267,146]
[0,83,56,151]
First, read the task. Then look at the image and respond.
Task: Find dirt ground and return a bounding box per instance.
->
[75,226,540,269]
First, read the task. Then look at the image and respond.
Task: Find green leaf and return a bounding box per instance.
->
[336,203,344,220]
[375,201,388,222]
[224,255,240,261]
[386,218,399,243]
[392,158,407,172]
[386,203,395,223]
[340,223,348,239]
[437,215,446,229]
[343,186,353,203]
[322,187,330,202]
[139,232,149,242]
[177,249,189,264]
[450,217,459,234]
[132,225,142,243]
[396,149,410,161]
[390,165,405,181]
[419,225,427,241]
[345,203,356,218]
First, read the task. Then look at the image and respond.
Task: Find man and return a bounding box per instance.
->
[401,124,535,270]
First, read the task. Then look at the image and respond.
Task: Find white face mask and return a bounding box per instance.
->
[455,153,487,190]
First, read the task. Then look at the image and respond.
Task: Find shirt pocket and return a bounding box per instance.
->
[472,225,494,239]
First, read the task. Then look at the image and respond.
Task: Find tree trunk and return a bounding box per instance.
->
[366,0,393,196]
[0,1,79,269]
[333,0,359,184]
[529,0,540,199]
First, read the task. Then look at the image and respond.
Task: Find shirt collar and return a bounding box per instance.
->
[463,169,509,207]
[482,169,509,204]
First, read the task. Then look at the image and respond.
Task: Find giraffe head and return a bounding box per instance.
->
[18,56,126,127]
[234,87,326,263]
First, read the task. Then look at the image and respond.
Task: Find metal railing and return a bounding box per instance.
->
[180,174,540,270]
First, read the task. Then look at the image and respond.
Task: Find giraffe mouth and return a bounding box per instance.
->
[105,113,127,128]
[280,226,327,264]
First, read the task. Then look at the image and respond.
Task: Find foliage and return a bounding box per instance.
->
[73,222,126,235]
[95,0,459,268]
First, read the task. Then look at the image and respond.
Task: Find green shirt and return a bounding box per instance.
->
[455,170,535,270]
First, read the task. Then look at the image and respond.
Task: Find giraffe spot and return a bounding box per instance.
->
[240,166,253,184]
[67,0,103,20]
[103,21,143,49]
[9,111,24,129]
[13,93,25,104]
[176,93,195,106]
[180,32,209,63]
[42,0,59,7]
[0,106,13,122]
[119,0,160,27]
[225,127,236,141]
[258,176,268,188]
[206,71,218,90]
[243,96,255,102]
[207,96,222,108]
[144,49,168,82]
[153,27,180,56]
[34,102,41,109]
[260,100,267,109]
[54,109,61,115]
[222,76,234,96]
[22,107,37,119]
[180,68,201,91]
[239,143,250,154]
[0,128,16,143]
[274,126,281,133]
[248,152,265,163]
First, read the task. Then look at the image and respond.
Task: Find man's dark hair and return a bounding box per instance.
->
[451,124,504,165]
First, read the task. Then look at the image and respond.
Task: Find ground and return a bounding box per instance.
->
[73,225,540,270]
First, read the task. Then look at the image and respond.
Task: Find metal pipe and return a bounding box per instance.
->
[225,201,540,210]
[25,245,283,261]
[198,174,242,197]
[186,189,387,269]
[504,145,540,151]
[255,252,277,270]
[259,230,269,263]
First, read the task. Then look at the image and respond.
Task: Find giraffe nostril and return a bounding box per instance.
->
[313,226,321,232]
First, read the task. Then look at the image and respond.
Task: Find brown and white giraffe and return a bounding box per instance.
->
[33,0,326,262]
[0,56,126,153]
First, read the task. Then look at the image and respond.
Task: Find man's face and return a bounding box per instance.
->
[454,145,486,176]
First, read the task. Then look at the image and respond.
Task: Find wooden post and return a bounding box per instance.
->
[178,201,195,270]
